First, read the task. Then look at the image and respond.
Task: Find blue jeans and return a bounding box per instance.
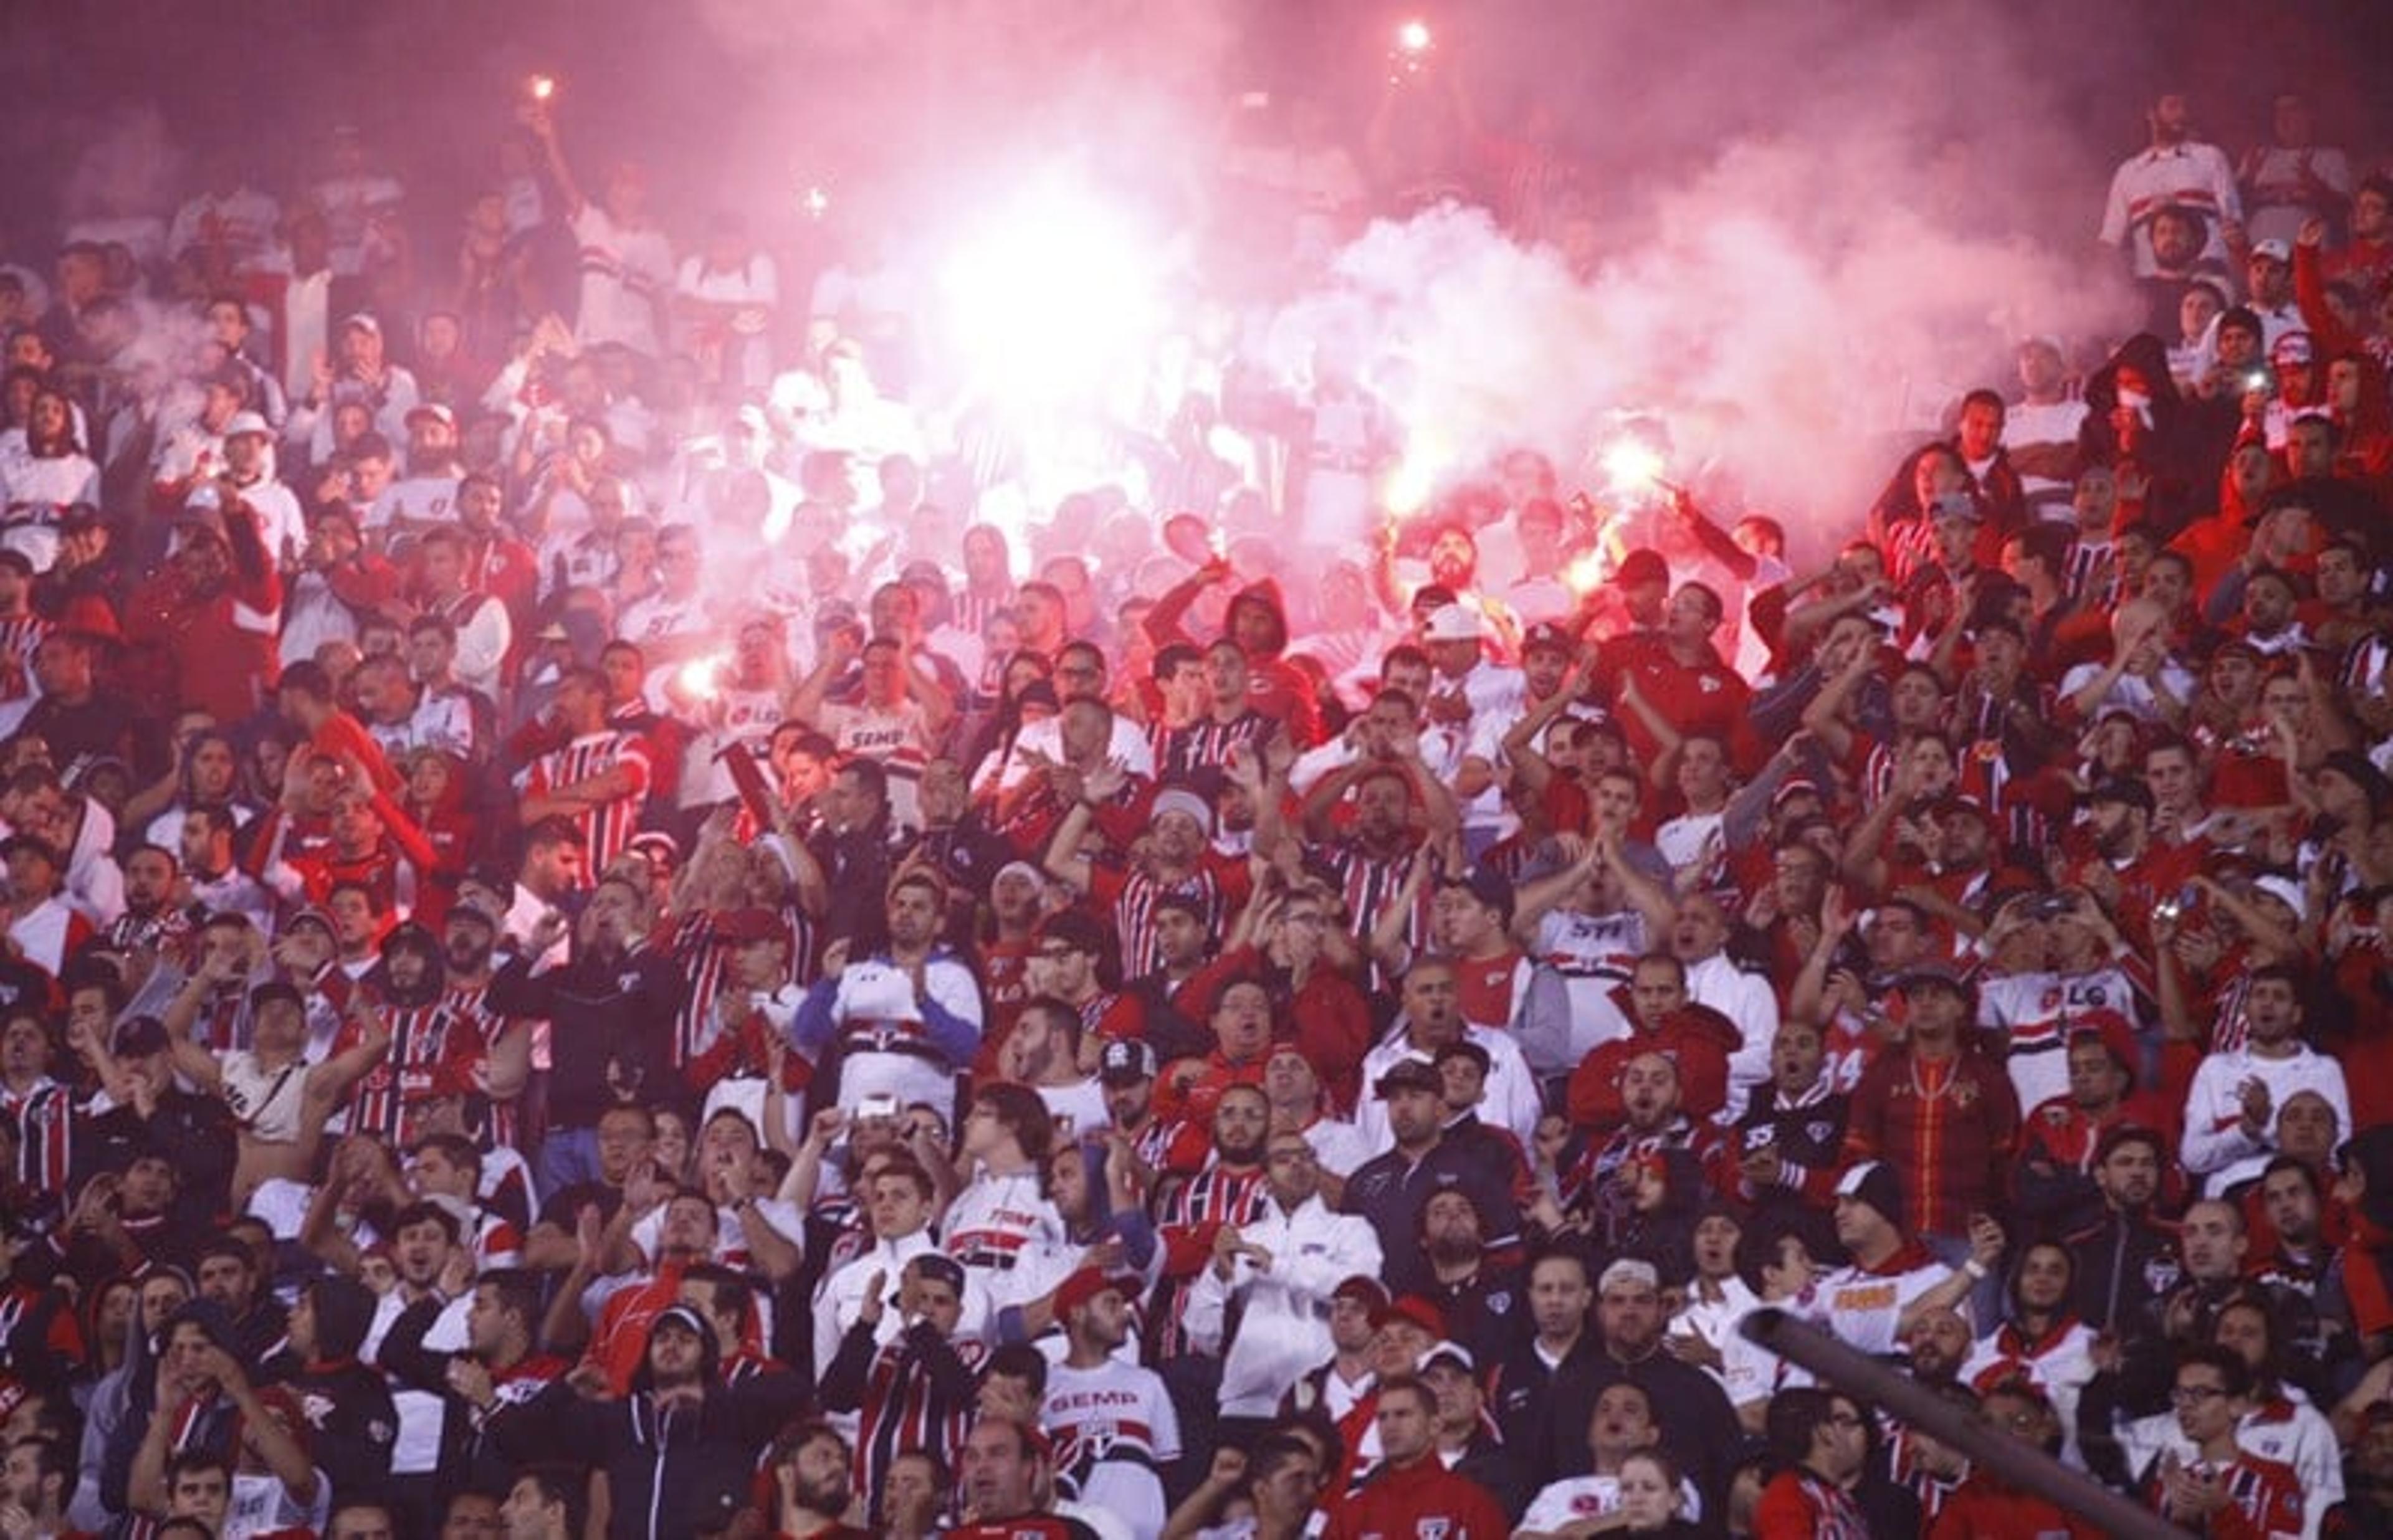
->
[536,1125,603,1204]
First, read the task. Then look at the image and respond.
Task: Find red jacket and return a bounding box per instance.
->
[1567,1001,1742,1129]
[1324,1450,1510,1540]
[121,501,284,723]
[1835,1046,2020,1238]
[1927,1472,2104,1538]
[1756,1468,1873,1540]
[1177,944,1372,1111]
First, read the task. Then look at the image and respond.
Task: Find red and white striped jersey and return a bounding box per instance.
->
[1,1077,73,1194]
[337,1000,464,1146]
[1089,853,1251,981]
[516,729,652,882]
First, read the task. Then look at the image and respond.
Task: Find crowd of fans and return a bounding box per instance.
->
[2,54,2393,1540]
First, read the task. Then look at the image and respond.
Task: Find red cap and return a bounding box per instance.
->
[1052,1267,1136,1320]
[2066,1012,2141,1079]
[1380,1295,1446,1339]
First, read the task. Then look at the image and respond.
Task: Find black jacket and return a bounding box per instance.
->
[490,1372,808,1540]
[2063,1207,2180,1336]
[486,943,684,1129]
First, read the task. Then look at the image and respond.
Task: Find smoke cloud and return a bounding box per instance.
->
[1257,0,2166,562]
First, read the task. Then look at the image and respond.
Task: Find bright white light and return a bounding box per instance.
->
[528,74,556,102]
[1563,550,1608,596]
[1602,440,1668,497]
[942,179,1160,408]
[676,655,728,700]
[1397,19,1433,53]
[1383,430,1451,517]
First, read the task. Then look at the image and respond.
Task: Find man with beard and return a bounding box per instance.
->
[788,870,982,1124]
[1146,1083,1272,1453]
[1041,1269,1179,1540]
[767,1420,873,1538]
[2056,778,2202,953]
[328,922,459,1148]
[490,1305,808,1540]
[1187,1128,1384,1434]
[1901,1306,1976,1388]
[1542,1259,1744,1515]
[1418,1188,1522,1369]
[121,495,285,727]
[2015,1021,2167,1237]
[376,1267,568,1500]
[2065,1126,2181,1338]
[1344,1060,1522,1298]
[436,889,528,1156]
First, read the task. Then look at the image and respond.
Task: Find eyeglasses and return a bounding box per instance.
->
[2171,1384,2227,1405]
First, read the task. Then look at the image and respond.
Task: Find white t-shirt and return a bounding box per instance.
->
[1043,1357,1182,1540]
[1812,1255,1954,1352]
[571,204,675,356]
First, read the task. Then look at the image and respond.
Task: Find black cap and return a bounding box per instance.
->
[1896,964,1973,1000]
[910,1252,967,1295]
[1098,1039,1157,1085]
[1437,863,1516,924]
[1375,1058,1444,1098]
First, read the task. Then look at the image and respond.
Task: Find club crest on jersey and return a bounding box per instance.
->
[2144,1256,2182,1294]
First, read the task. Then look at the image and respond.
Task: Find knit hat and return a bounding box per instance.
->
[1835,1160,1905,1230]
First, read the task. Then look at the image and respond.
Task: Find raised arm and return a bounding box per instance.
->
[525,102,588,220]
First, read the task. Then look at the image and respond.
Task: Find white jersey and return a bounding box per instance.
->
[2181,1044,2352,1195]
[368,473,462,544]
[942,1169,1074,1313]
[1810,1253,1954,1353]
[1042,1357,1182,1540]
[1975,966,2143,1115]
[571,204,674,356]
[1519,1473,1703,1534]
[2098,143,2241,276]
[1531,908,1643,1064]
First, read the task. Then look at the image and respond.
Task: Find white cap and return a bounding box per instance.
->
[1420,604,1485,642]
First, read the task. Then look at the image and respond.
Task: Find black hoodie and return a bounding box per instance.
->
[489,1307,806,1540]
